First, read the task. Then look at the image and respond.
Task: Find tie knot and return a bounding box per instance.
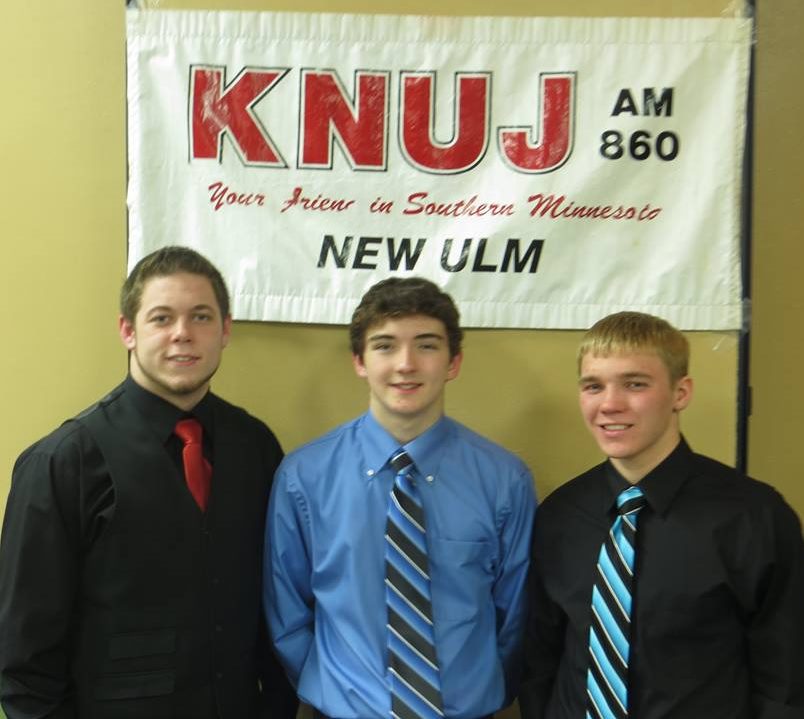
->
[175,418,203,446]
[617,485,646,516]
[390,449,413,474]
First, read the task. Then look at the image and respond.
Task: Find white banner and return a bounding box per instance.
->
[126,10,751,329]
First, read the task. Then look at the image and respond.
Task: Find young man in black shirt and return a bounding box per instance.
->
[0,246,296,719]
[520,311,804,718]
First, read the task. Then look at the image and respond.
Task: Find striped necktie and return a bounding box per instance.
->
[586,485,646,719]
[384,450,444,719]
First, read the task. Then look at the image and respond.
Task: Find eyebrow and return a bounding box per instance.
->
[579,371,653,383]
[367,332,445,342]
[145,303,216,314]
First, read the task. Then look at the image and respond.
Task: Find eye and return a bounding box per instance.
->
[626,381,648,390]
[149,314,170,326]
[370,342,392,352]
[580,382,601,393]
[193,312,213,322]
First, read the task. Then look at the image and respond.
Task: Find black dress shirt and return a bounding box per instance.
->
[519,438,804,719]
[0,377,296,719]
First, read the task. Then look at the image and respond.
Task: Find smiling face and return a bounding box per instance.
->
[578,351,692,483]
[119,272,231,411]
[352,314,462,443]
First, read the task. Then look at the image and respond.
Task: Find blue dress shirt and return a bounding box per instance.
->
[265,412,537,719]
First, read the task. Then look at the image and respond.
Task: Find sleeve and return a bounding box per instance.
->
[0,437,87,719]
[517,508,567,719]
[746,494,804,718]
[255,430,299,719]
[263,459,315,688]
[493,465,538,704]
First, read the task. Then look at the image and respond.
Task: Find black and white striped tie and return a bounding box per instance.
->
[385,450,444,719]
[586,485,646,719]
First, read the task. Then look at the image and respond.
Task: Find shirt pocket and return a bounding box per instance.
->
[108,628,176,660]
[93,628,177,700]
[94,669,175,700]
[427,537,495,621]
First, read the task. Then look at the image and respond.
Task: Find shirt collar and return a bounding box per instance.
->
[124,375,215,444]
[603,436,694,516]
[357,411,451,483]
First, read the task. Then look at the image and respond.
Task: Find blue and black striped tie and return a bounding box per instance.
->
[586,485,646,719]
[385,450,444,719]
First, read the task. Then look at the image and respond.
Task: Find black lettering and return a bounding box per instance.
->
[441,238,471,272]
[353,236,382,269]
[500,239,544,273]
[317,235,352,268]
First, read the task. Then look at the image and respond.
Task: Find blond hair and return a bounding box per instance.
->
[578,311,689,383]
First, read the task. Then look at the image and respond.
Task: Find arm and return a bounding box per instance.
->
[256,432,299,719]
[746,495,804,718]
[493,467,538,704]
[0,439,85,719]
[263,462,315,687]
[517,515,567,719]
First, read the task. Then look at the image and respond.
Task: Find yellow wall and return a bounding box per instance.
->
[2,2,802,719]
[749,2,804,517]
[1,0,756,516]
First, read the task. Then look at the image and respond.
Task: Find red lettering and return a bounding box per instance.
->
[207,181,266,211]
[300,71,389,169]
[190,66,288,165]
[400,73,490,173]
[499,73,575,173]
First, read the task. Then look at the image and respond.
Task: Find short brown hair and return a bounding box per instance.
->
[578,311,689,383]
[349,277,463,358]
[120,246,230,322]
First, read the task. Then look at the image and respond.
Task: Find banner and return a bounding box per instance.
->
[126,10,751,329]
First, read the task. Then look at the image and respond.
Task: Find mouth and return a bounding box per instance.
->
[168,354,200,365]
[599,423,631,432]
[392,382,422,392]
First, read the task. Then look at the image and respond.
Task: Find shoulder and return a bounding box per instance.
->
[16,385,126,468]
[275,416,360,479]
[282,417,361,471]
[687,451,799,522]
[10,392,115,497]
[207,392,281,445]
[14,420,88,471]
[536,462,607,523]
[444,417,532,478]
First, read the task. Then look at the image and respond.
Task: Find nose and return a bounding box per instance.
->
[171,317,192,342]
[599,386,625,413]
[396,345,416,372]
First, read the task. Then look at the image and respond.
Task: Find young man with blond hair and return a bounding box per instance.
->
[519,311,804,719]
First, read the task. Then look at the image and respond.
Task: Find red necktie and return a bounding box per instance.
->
[174,418,212,511]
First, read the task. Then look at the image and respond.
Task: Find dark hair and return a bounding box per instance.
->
[578,311,690,383]
[120,246,230,322]
[349,276,463,358]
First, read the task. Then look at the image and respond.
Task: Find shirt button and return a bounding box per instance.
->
[425,475,434,483]
[216,672,224,680]
[366,469,375,477]
[215,625,223,633]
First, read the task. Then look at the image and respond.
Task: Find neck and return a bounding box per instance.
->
[371,408,442,445]
[611,433,682,484]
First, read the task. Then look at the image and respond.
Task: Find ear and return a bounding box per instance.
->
[119,315,136,350]
[446,351,463,382]
[221,315,232,348]
[673,375,693,412]
[352,353,368,378]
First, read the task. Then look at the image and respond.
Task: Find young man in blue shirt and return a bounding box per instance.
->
[265,277,537,719]
[519,311,804,718]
